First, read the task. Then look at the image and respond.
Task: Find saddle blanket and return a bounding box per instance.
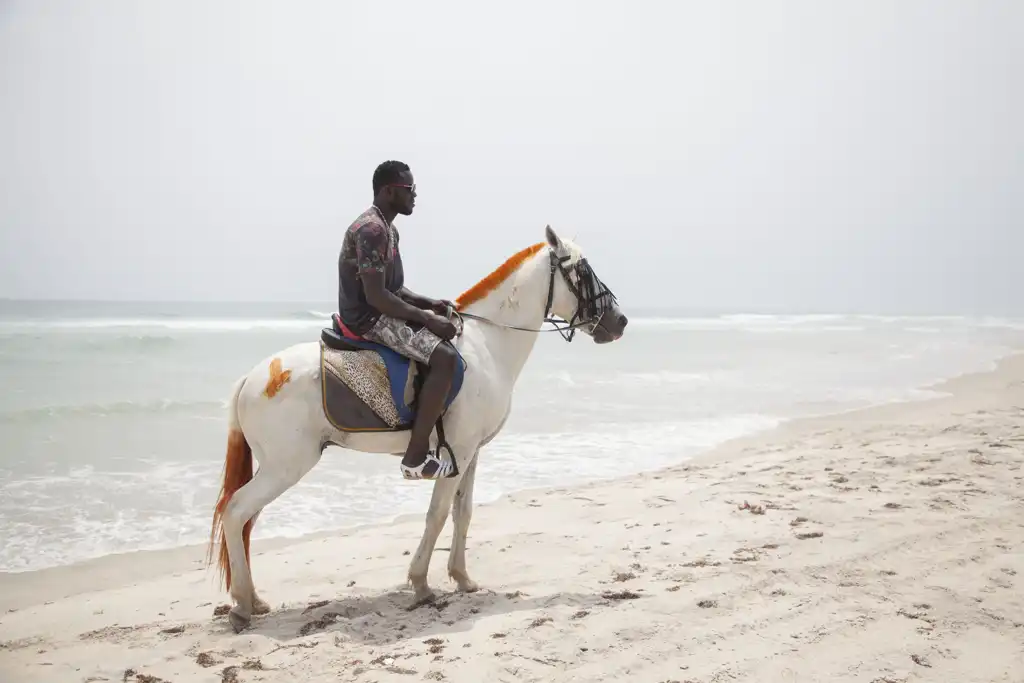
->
[318,335,465,433]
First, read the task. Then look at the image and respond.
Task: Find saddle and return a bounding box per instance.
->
[318,313,465,433]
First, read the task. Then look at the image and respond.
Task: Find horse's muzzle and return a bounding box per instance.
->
[592,308,627,343]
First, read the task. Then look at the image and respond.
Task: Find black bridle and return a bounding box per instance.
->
[429,249,617,472]
[454,248,618,342]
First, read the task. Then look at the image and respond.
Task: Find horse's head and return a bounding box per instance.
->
[542,225,627,344]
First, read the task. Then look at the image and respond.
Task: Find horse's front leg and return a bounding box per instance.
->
[407,474,459,605]
[448,448,480,593]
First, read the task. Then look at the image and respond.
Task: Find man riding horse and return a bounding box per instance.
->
[336,160,460,481]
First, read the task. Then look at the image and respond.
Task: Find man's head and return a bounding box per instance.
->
[372,160,416,217]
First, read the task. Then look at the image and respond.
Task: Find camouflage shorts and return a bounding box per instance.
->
[363,314,442,365]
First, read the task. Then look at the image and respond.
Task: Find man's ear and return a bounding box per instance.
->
[544,224,561,249]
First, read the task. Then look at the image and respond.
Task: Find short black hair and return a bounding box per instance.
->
[372,160,410,195]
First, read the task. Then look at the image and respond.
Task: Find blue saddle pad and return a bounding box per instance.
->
[329,329,465,425]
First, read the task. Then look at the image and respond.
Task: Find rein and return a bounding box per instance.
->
[454,310,595,335]
[448,249,617,342]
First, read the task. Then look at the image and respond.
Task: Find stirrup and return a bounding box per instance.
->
[400,449,457,481]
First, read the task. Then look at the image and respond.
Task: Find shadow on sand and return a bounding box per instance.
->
[212,584,621,645]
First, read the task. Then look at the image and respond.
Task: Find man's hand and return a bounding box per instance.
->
[425,313,458,341]
[430,298,458,316]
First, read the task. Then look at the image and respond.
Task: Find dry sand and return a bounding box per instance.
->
[2,354,1023,683]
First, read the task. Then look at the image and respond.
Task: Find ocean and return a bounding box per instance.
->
[1,300,1022,574]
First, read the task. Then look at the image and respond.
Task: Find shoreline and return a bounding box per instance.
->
[2,315,1021,581]
[2,349,1020,612]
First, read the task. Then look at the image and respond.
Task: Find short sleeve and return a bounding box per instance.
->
[353,222,390,274]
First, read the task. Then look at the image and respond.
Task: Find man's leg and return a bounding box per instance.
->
[402,344,456,474]
[362,314,459,479]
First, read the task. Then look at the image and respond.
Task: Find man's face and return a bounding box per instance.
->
[388,171,417,216]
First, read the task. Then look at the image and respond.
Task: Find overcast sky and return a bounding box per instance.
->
[1,1,1021,314]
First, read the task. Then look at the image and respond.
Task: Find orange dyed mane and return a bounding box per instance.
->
[454,242,546,310]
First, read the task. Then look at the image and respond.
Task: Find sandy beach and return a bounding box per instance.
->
[2,354,1023,683]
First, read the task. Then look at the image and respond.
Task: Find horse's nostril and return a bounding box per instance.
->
[618,314,628,327]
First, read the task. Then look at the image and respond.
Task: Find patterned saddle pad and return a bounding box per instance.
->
[317,323,465,433]
[320,342,415,430]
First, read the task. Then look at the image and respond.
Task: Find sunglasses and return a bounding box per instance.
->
[389,183,416,193]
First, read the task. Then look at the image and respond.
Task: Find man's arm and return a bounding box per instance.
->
[398,286,438,310]
[355,223,434,325]
[364,273,433,324]
[364,275,456,340]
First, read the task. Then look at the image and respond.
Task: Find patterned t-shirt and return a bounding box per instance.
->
[337,207,405,335]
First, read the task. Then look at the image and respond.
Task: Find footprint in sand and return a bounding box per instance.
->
[78,625,140,643]
[196,652,223,668]
[680,557,722,568]
[911,654,932,668]
[158,625,187,636]
[919,477,959,487]
[990,573,1014,590]
[602,590,642,601]
[299,612,340,636]
[731,547,760,563]
[302,600,330,614]
[122,671,172,683]
[423,637,446,655]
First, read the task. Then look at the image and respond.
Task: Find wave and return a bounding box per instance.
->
[0,318,331,332]
[298,309,335,319]
[628,314,1024,333]
[0,331,180,350]
[83,334,178,350]
[0,398,228,424]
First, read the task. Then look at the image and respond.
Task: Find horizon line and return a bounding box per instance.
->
[0,298,1021,319]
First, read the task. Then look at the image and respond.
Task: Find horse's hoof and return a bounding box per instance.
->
[228,608,251,633]
[408,589,436,610]
[252,597,271,615]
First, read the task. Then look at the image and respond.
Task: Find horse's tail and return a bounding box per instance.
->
[206,375,253,592]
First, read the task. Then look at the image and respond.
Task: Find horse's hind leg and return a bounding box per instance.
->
[448,448,480,593]
[247,508,271,616]
[223,444,321,633]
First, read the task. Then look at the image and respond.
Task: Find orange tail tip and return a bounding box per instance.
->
[206,428,254,592]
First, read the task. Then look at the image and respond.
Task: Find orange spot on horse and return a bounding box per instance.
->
[263,357,292,399]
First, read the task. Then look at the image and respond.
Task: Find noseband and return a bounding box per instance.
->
[455,248,618,341]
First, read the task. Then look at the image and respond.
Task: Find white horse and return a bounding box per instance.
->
[206,225,628,632]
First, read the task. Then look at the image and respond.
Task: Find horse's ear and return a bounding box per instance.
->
[545,224,561,249]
